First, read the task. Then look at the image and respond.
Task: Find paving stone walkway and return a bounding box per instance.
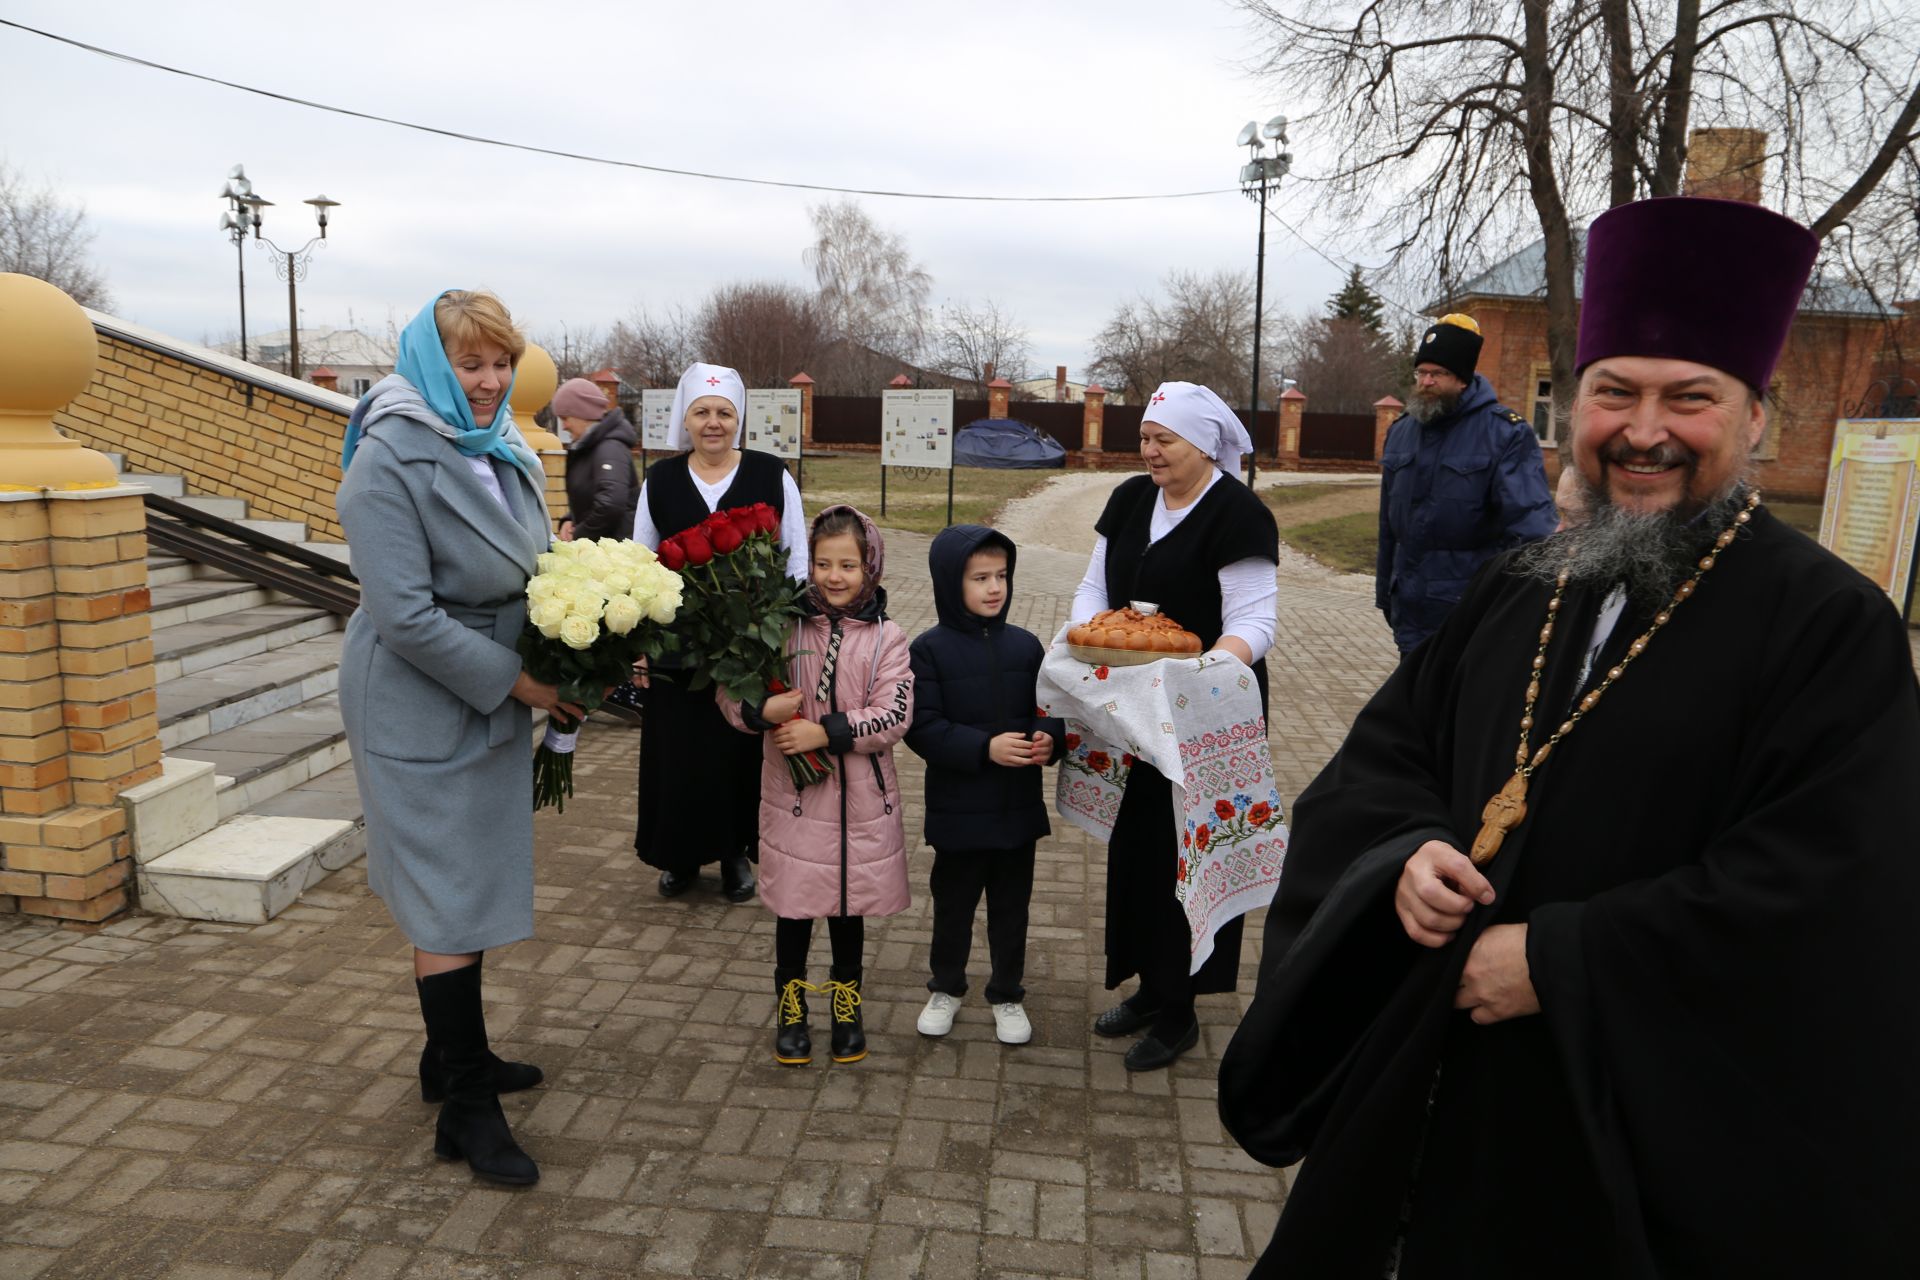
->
[4,513,1911,1279]
[0,524,1402,1280]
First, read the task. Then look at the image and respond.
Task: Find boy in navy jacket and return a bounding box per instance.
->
[906,526,1065,1045]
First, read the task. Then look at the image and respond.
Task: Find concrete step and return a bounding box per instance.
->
[147,555,199,587]
[235,518,309,542]
[157,635,344,749]
[174,495,248,520]
[126,472,186,497]
[137,812,360,924]
[147,579,277,630]
[302,543,352,565]
[152,603,342,682]
[165,692,350,819]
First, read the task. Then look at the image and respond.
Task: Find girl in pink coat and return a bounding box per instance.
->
[721,506,912,1066]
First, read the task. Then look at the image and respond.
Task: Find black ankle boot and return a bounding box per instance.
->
[774,970,813,1065]
[825,969,867,1064]
[417,964,539,1186]
[416,962,544,1103]
[721,854,756,903]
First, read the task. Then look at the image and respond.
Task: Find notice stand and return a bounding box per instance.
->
[880,388,956,526]
[745,388,803,499]
[639,388,676,478]
[1817,418,1920,622]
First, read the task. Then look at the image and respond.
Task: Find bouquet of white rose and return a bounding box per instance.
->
[520,537,683,811]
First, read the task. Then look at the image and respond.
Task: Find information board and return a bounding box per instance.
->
[744,389,803,459]
[1817,419,1920,609]
[881,389,955,469]
[639,388,676,451]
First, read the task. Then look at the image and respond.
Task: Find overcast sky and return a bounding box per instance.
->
[0,0,1379,378]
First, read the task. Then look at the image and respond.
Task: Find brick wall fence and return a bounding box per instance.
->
[52,313,355,542]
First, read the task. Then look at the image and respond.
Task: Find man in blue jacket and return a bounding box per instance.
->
[1377,315,1556,653]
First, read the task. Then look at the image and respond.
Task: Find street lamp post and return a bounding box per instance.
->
[1236,116,1292,487]
[217,166,256,369]
[216,165,341,381]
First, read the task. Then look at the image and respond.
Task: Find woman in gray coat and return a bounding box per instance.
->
[336,289,581,1187]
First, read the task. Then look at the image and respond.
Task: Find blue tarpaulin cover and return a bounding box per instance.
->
[954,418,1067,469]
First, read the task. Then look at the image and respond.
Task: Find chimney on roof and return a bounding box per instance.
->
[1055,366,1068,402]
[1684,128,1766,205]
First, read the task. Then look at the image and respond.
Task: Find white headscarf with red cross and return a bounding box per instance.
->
[1143,381,1253,478]
[666,362,746,451]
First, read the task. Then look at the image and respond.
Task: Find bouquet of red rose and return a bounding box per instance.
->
[658,504,831,790]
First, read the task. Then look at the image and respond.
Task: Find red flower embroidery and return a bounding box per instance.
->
[1085,751,1111,774]
[1195,824,1211,851]
[1094,665,1110,680]
[1065,733,1080,751]
[1177,856,1188,882]
[1214,799,1237,822]
[1120,752,1136,768]
[1248,801,1272,827]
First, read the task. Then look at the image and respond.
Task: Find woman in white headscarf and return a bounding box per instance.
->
[1068,381,1280,1071]
[630,363,808,902]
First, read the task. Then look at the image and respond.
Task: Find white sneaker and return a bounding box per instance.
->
[917,992,958,1036]
[991,1002,1032,1045]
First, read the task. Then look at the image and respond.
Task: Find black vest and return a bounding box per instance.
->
[645,449,787,540]
[1096,472,1279,711]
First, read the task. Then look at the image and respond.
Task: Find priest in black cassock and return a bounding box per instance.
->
[1218,195,1920,1278]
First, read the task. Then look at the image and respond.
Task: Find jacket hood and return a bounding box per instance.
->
[928,524,1016,630]
[567,406,636,454]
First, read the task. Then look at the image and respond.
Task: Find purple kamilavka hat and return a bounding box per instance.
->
[1575,196,1819,392]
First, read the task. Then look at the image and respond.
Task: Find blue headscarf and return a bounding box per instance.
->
[340,291,540,477]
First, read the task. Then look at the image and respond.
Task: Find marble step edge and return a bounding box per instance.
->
[206,733,355,822]
[148,582,279,631]
[149,558,245,588]
[136,813,364,924]
[160,663,343,751]
[154,610,342,683]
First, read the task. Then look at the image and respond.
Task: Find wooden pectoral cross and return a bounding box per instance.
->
[1470,772,1530,866]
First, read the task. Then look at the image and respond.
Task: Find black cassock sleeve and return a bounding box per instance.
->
[1525,580,1920,1271]
[1217,553,1513,1165]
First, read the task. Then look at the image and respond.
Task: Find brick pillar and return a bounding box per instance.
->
[1278,387,1307,469]
[789,372,815,446]
[1083,383,1107,452]
[0,488,155,925]
[589,369,621,414]
[988,377,1011,420]
[1374,396,1404,460]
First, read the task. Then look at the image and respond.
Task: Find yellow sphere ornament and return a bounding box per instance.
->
[511,343,562,451]
[0,273,118,490]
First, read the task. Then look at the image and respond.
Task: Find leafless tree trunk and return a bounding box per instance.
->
[1649,0,1701,195]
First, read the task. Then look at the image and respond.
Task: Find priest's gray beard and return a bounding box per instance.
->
[1511,466,1754,612]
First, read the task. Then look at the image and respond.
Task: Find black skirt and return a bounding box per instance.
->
[634,676,761,874]
[1103,762,1244,995]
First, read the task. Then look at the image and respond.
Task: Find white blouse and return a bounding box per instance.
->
[1070,472,1278,660]
[632,461,810,581]
[464,455,510,512]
